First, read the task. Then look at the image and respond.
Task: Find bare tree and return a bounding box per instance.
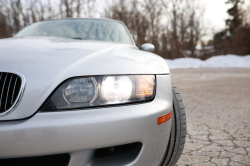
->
[1,0,210,58]
[104,0,150,47]
[0,0,95,38]
[142,0,163,55]
[163,0,205,58]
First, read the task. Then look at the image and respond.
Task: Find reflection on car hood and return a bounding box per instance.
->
[0,36,169,121]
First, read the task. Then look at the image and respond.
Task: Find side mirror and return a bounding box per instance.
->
[140,43,155,52]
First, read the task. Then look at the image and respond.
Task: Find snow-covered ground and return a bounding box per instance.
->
[166,54,250,69]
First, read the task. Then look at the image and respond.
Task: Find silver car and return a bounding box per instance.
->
[0,18,186,166]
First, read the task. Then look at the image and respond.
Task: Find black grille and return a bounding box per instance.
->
[0,72,22,113]
[0,154,70,166]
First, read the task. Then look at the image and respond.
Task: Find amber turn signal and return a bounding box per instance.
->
[158,111,172,125]
[133,75,155,98]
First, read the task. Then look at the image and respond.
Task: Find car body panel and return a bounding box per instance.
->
[0,37,170,121]
[0,75,172,166]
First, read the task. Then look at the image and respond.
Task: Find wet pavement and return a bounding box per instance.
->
[171,69,250,166]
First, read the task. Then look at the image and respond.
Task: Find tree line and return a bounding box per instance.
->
[0,0,249,59]
[213,0,250,56]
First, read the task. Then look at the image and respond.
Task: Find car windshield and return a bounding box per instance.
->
[15,19,133,44]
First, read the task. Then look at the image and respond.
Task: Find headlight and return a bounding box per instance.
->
[41,75,155,111]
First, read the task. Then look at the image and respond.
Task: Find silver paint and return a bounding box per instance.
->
[140,43,155,52]
[0,34,173,165]
[0,75,173,166]
[0,37,170,120]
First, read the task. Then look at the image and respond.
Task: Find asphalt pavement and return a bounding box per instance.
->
[171,69,250,166]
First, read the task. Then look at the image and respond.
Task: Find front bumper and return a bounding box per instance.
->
[0,75,173,166]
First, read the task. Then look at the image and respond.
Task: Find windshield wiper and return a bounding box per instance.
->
[72,37,83,40]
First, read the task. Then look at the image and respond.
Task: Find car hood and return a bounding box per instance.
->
[0,37,170,121]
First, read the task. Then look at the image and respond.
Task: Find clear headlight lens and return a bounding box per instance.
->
[41,75,155,111]
[63,77,98,103]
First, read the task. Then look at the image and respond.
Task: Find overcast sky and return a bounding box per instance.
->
[202,0,229,32]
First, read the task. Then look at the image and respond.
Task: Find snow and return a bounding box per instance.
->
[166,54,250,69]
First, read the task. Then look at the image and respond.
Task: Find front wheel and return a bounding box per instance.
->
[160,84,186,166]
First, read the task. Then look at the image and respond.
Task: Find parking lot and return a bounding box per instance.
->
[171,69,250,166]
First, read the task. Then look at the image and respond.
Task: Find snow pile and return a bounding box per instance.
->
[166,54,250,69]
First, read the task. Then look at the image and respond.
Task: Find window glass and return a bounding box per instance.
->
[16,19,133,44]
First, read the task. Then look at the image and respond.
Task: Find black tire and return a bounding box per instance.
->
[160,84,186,166]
